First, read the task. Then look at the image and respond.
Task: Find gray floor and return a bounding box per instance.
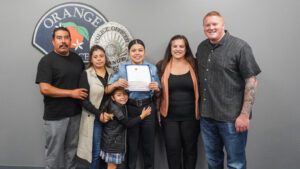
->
[0,168,87,169]
[0,129,207,169]
[0,167,43,169]
[0,158,89,169]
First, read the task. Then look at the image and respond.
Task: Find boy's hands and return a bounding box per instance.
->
[140,106,152,120]
[100,112,114,122]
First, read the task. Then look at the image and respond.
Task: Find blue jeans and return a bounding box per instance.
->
[200,117,247,169]
[90,119,104,169]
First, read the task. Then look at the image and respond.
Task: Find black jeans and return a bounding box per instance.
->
[127,102,156,169]
[162,119,199,169]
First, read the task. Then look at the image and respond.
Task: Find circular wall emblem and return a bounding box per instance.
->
[32,2,108,62]
[90,22,133,71]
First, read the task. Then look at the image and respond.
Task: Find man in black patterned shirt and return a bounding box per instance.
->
[196,11,261,169]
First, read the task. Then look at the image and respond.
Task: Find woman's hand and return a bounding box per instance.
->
[148,82,160,92]
[106,78,128,94]
[114,78,128,88]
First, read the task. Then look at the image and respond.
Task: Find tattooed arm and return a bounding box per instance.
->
[241,76,258,115]
[235,76,258,132]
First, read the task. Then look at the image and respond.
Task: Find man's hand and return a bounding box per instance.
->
[70,88,88,100]
[235,112,250,132]
[235,76,257,132]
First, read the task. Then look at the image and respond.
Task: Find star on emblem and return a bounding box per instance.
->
[72,39,84,50]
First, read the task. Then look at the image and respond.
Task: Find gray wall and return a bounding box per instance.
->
[1,0,299,168]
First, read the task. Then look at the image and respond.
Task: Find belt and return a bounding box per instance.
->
[127,98,152,107]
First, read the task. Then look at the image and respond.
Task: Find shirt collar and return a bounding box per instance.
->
[218,30,230,46]
[204,30,230,49]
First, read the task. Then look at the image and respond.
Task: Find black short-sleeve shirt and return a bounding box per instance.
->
[196,31,261,122]
[35,51,84,120]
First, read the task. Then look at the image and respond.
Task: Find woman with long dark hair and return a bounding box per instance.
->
[77,45,112,169]
[157,35,200,169]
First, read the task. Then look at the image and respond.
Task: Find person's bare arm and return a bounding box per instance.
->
[105,78,128,94]
[39,82,88,100]
[235,76,258,132]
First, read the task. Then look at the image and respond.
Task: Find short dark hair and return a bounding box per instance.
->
[128,39,145,51]
[111,87,127,96]
[88,45,110,68]
[52,27,71,39]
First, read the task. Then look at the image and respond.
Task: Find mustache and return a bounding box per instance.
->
[59,43,69,48]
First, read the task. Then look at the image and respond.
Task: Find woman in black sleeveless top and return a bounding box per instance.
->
[157,35,200,169]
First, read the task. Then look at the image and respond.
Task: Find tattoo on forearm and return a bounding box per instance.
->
[241,76,258,115]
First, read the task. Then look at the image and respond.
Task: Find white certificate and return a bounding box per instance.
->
[126,64,151,91]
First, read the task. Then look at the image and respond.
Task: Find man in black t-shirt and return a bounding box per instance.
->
[35,27,87,169]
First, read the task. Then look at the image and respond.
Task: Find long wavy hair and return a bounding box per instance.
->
[157,35,196,77]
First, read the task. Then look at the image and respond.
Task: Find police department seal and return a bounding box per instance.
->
[90,22,133,71]
[32,2,108,62]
